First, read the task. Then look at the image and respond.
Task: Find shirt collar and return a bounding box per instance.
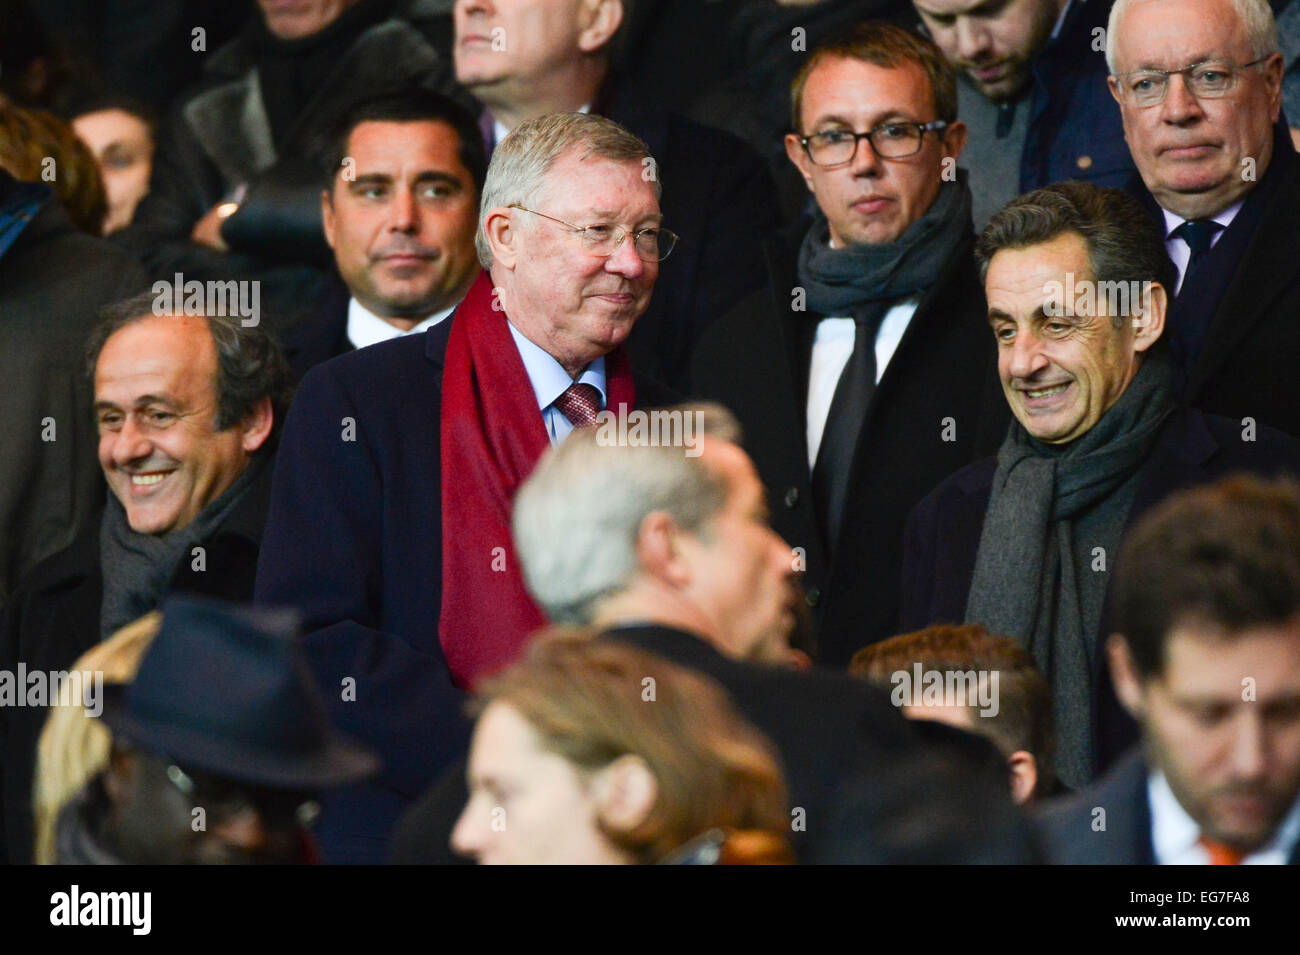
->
[1050,0,1076,41]
[493,102,591,149]
[1149,767,1300,863]
[505,319,606,414]
[345,297,454,350]
[1161,200,1245,240]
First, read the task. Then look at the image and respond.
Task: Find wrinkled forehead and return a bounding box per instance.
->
[1112,0,1252,71]
[532,149,661,219]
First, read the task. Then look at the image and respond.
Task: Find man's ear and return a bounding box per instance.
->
[237,395,275,454]
[784,133,816,194]
[1006,750,1039,806]
[942,120,968,162]
[1263,52,1285,121]
[1131,281,1168,353]
[1107,74,1123,107]
[483,207,520,270]
[578,0,623,55]
[320,189,336,250]
[634,511,693,589]
[1107,633,1147,720]
[592,754,658,833]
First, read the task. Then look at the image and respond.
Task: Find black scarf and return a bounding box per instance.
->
[99,456,266,640]
[246,0,396,147]
[797,175,973,316]
[965,354,1175,787]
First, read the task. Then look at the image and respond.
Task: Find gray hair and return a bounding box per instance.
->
[975,181,1177,319]
[1107,0,1279,74]
[512,403,742,624]
[476,111,660,268]
[86,290,292,441]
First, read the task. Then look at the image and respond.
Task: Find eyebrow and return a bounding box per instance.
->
[349,171,464,188]
[94,394,179,411]
[809,110,923,130]
[1130,52,1224,72]
[915,0,999,18]
[987,305,1056,324]
[579,208,664,226]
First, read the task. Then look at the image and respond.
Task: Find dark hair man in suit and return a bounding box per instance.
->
[451,0,781,390]
[254,112,679,863]
[691,23,1008,665]
[1039,475,1300,864]
[280,90,486,380]
[912,0,1135,228]
[851,623,1057,804]
[902,181,1300,791]
[1,290,289,863]
[1108,0,1300,437]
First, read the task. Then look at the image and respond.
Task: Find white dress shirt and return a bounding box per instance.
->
[345,297,454,350]
[804,297,919,470]
[506,321,607,444]
[1162,202,1244,296]
[493,103,590,151]
[1149,769,1300,864]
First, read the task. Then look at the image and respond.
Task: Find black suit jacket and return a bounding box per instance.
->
[689,228,1008,664]
[279,281,353,383]
[1153,126,1300,438]
[1037,748,1300,864]
[254,310,678,863]
[901,406,1300,775]
[0,455,273,864]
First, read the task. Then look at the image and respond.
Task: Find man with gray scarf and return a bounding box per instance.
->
[690,23,1008,665]
[901,181,1300,788]
[0,289,290,863]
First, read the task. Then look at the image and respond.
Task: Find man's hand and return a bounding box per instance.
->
[190,202,239,251]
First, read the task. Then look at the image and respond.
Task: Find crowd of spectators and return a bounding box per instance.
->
[2,0,1299,866]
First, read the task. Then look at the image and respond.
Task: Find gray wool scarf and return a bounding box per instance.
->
[965,355,1175,788]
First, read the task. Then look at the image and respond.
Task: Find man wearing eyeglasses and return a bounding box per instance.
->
[912,0,1135,228]
[254,112,678,862]
[690,23,1009,665]
[1109,0,1300,438]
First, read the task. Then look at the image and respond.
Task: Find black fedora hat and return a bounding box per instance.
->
[98,595,379,789]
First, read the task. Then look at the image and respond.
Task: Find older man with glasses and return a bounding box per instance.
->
[253,112,679,863]
[690,23,1010,666]
[1109,0,1300,438]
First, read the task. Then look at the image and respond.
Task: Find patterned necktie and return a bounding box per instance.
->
[1199,834,1246,865]
[1172,219,1224,283]
[554,382,602,428]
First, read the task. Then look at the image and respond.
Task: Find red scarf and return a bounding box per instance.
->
[439,272,636,688]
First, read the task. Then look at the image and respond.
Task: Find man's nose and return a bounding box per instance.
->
[955,18,991,62]
[1160,73,1206,125]
[110,415,153,466]
[1227,711,1268,780]
[605,232,646,278]
[389,188,418,233]
[450,803,486,859]
[212,808,269,852]
[847,134,883,178]
[1007,328,1049,380]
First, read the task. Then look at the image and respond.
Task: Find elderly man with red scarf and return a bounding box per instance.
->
[254,112,678,863]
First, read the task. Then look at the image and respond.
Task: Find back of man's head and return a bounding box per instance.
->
[513,404,738,625]
[852,624,1056,800]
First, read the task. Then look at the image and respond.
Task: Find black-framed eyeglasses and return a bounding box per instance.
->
[508,204,678,262]
[798,120,950,166]
[1114,57,1272,107]
[165,762,320,827]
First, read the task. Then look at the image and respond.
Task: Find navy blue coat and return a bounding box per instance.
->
[901,406,1300,777]
[254,312,676,862]
[1018,0,1135,194]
